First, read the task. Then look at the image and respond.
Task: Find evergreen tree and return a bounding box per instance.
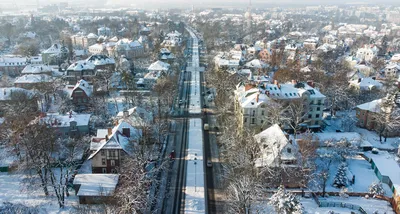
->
[269,185,304,214]
[333,163,348,188]
[369,181,385,196]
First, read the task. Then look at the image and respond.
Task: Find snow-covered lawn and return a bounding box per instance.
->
[301,197,394,214]
[324,111,399,150]
[323,155,392,196]
[0,172,79,213]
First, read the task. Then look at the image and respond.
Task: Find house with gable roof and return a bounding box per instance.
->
[254,124,298,167]
[88,121,141,173]
[70,79,92,109]
[66,60,96,84]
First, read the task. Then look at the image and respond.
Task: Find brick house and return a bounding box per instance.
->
[70,80,92,109]
[88,121,141,173]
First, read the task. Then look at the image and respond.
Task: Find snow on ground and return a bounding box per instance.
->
[0,172,79,213]
[184,118,206,213]
[301,197,394,214]
[324,111,399,150]
[319,155,391,196]
[321,155,392,196]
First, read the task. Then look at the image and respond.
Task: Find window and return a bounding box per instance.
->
[317,100,322,105]
[261,120,264,124]
[261,110,265,116]
[317,107,320,111]
[102,168,107,173]
[244,117,247,123]
[252,110,255,116]
[308,114,312,119]
[316,114,320,118]
[251,118,255,124]
[102,158,106,165]
[101,150,105,156]
[287,148,292,153]
[111,160,115,166]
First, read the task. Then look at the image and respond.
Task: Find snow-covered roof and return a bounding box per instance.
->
[160,48,171,54]
[89,121,141,159]
[14,74,53,84]
[245,59,268,68]
[73,174,119,196]
[87,33,98,39]
[72,79,93,97]
[254,124,296,167]
[40,112,91,128]
[0,87,32,101]
[86,54,115,66]
[391,54,400,62]
[0,56,27,66]
[67,60,95,71]
[148,60,170,71]
[349,77,383,90]
[21,64,52,74]
[42,44,61,54]
[365,151,400,187]
[356,99,382,113]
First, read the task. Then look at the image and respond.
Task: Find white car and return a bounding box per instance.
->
[207,160,212,168]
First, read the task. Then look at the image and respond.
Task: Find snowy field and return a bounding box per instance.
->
[0,172,79,213]
[323,155,392,196]
[324,111,400,150]
[301,197,394,214]
[251,197,394,214]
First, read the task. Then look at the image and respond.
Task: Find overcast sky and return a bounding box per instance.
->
[2,0,400,10]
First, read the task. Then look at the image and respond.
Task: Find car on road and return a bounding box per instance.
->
[207,160,212,168]
[179,100,183,105]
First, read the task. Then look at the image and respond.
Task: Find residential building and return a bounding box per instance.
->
[349,77,383,91]
[73,174,119,204]
[235,80,326,131]
[116,107,153,127]
[385,63,400,78]
[254,124,298,167]
[39,111,91,137]
[356,46,376,62]
[41,44,62,64]
[71,33,98,48]
[21,64,52,75]
[88,121,141,173]
[70,79,93,109]
[159,48,175,63]
[97,27,111,37]
[88,43,107,55]
[86,54,115,71]
[356,98,400,137]
[66,61,96,84]
[115,39,145,59]
[0,55,27,76]
[14,74,53,90]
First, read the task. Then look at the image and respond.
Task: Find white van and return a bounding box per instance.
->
[204,123,209,131]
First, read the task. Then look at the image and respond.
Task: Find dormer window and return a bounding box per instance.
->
[287,148,292,153]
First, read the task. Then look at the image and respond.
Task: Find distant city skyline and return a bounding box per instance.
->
[1,0,400,10]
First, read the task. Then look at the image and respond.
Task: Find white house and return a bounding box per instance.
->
[254,124,298,167]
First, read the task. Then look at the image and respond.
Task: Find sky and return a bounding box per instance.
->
[1,0,400,10]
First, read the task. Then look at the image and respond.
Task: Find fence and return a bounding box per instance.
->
[318,199,367,214]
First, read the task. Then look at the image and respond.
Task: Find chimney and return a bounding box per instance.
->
[307,80,314,88]
[265,90,270,97]
[291,79,297,85]
[274,79,278,85]
[107,128,112,136]
[123,110,129,117]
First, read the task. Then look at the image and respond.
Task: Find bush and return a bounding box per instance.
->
[332,163,348,188]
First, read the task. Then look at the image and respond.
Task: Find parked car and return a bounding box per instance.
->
[207,160,212,168]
